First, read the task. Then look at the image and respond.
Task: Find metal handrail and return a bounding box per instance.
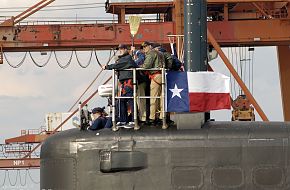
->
[11,18,165,26]
[20,126,47,136]
[115,96,161,99]
[111,67,167,131]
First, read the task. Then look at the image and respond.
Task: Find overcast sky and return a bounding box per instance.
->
[0,1,284,189]
[0,0,111,140]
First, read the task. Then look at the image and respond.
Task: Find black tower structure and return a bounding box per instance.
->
[184,0,207,72]
[183,0,210,123]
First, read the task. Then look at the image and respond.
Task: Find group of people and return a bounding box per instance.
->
[89,41,178,131]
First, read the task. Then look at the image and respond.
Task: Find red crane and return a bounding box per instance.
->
[0,0,290,169]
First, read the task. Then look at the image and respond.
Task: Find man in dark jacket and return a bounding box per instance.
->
[103,44,137,129]
[89,107,108,130]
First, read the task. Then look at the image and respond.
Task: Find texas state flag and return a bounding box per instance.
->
[166,71,231,112]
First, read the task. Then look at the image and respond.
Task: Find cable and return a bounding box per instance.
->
[250,47,255,95]
[231,47,237,98]
[68,68,103,112]
[0,170,7,187]
[106,49,112,65]
[247,46,250,92]
[243,46,247,84]
[75,50,93,68]
[27,170,40,184]
[54,51,73,69]
[29,51,52,67]
[228,47,235,97]
[95,49,114,67]
[7,170,18,186]
[238,47,243,95]
[227,48,232,97]
[245,46,249,91]
[241,46,244,85]
[98,72,110,89]
[68,50,116,111]
[95,49,116,68]
[233,47,239,95]
[94,50,103,68]
[19,170,27,186]
[21,51,115,158]
[3,52,27,68]
[106,49,115,66]
[240,46,243,85]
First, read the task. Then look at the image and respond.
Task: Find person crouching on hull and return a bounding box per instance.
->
[89,107,108,131]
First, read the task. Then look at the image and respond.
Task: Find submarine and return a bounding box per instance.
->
[40,0,290,189]
[41,122,290,190]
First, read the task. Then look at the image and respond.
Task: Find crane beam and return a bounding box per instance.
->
[0,22,174,52]
[5,134,49,144]
[208,19,290,46]
[0,19,290,52]
[0,158,40,169]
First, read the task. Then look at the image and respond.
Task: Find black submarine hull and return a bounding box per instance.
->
[41,121,290,190]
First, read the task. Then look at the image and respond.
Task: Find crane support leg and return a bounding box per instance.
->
[208,29,269,121]
[277,45,290,121]
[0,45,3,64]
[0,0,55,26]
[173,0,184,35]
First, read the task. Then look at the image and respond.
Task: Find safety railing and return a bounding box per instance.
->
[4,144,32,153]
[168,34,184,61]
[20,126,46,136]
[111,67,167,131]
[16,19,118,26]
[269,8,288,19]
[10,18,165,26]
[0,143,40,159]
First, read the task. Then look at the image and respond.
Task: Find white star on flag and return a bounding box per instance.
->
[169,84,183,99]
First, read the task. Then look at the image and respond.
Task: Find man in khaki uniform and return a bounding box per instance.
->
[141,41,164,125]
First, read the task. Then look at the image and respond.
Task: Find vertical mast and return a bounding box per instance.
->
[184,0,207,72]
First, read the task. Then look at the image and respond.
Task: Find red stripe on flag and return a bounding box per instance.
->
[189,93,231,112]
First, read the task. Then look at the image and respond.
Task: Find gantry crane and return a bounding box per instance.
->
[0,0,290,169]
